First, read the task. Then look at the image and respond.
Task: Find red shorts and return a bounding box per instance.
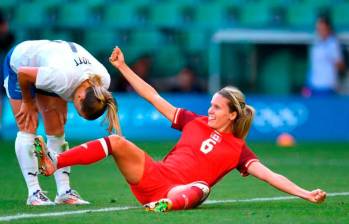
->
[129,153,175,205]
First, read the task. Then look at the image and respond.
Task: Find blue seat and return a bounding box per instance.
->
[103,3,142,28]
[180,30,209,52]
[56,3,93,28]
[84,29,118,54]
[286,4,318,29]
[148,3,186,28]
[41,30,74,42]
[12,3,48,29]
[0,0,18,11]
[238,3,274,27]
[192,3,229,30]
[31,0,62,9]
[331,3,349,30]
[153,44,185,77]
[128,29,165,52]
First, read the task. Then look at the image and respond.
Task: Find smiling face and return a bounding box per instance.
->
[207,93,237,133]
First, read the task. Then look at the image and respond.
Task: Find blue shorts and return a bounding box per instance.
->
[2,46,58,100]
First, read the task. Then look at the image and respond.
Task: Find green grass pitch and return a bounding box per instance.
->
[0,140,348,223]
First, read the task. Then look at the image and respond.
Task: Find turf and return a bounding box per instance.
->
[0,140,348,223]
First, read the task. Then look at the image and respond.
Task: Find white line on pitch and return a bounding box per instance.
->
[0,192,348,222]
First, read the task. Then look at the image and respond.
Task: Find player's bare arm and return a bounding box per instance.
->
[17,67,38,102]
[109,47,176,122]
[16,67,39,132]
[247,161,326,204]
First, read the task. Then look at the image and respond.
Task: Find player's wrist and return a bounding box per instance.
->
[117,62,127,70]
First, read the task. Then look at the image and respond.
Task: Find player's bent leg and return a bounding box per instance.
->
[35,136,113,176]
[144,181,210,212]
[10,100,54,205]
[36,94,67,136]
[47,136,90,205]
[108,135,145,185]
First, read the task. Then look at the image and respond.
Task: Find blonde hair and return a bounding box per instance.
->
[217,86,254,139]
[81,75,122,135]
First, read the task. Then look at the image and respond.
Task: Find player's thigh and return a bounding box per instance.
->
[9,99,37,133]
[36,94,67,136]
[109,135,146,184]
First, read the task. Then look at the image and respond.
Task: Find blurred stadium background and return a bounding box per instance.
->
[0,1,349,223]
[1,0,349,141]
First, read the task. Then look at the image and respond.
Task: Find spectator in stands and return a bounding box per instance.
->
[0,10,15,54]
[305,15,345,96]
[116,54,153,92]
[0,10,15,129]
[162,66,204,93]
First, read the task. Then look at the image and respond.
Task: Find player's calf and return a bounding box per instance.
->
[167,181,210,210]
[144,181,210,212]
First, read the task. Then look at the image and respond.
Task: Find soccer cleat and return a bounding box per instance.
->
[26,190,55,206]
[34,136,56,176]
[54,189,90,205]
[144,199,172,212]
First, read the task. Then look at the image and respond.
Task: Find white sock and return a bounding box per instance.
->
[47,135,71,195]
[15,131,42,196]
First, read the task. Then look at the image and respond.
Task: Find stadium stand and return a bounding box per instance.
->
[1,0,348,93]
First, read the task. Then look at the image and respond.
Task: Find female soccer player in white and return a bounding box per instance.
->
[2,40,120,205]
[35,47,326,211]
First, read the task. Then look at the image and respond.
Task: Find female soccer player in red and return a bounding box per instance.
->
[35,47,326,212]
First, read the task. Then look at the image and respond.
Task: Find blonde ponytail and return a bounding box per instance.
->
[81,75,122,135]
[218,86,254,139]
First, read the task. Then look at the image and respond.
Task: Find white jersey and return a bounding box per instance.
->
[10,40,111,100]
[309,35,342,90]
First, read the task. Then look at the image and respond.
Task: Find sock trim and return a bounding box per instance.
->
[104,136,112,155]
[98,138,109,158]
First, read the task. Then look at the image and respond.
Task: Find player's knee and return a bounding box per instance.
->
[108,134,129,155]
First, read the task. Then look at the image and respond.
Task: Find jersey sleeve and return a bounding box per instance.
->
[35,67,66,93]
[171,108,200,131]
[236,144,259,177]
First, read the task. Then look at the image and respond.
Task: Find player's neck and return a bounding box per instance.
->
[74,80,90,95]
[215,123,233,134]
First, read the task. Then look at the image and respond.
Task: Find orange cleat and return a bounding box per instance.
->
[34,136,57,176]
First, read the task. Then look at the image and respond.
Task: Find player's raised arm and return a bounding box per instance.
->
[109,47,176,122]
[247,161,326,204]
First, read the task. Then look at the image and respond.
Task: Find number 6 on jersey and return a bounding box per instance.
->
[200,139,217,154]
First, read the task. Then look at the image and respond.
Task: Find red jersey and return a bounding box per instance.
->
[158,108,258,187]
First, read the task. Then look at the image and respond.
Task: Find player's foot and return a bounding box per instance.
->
[55,189,90,205]
[34,136,56,176]
[26,190,55,206]
[144,199,172,212]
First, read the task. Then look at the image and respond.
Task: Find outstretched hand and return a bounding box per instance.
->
[109,47,125,69]
[307,189,326,204]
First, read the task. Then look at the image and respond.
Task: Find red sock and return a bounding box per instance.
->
[168,186,204,210]
[57,137,112,169]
